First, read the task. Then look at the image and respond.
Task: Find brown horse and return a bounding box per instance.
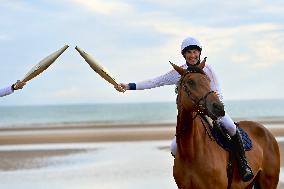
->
[171,62,280,189]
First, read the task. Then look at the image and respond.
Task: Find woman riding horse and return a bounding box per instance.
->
[115,36,254,181]
[172,62,279,188]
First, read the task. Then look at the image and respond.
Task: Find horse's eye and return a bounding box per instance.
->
[187,79,195,86]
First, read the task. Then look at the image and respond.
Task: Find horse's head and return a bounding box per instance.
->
[171,61,225,120]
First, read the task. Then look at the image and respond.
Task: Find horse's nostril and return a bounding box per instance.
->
[213,103,222,110]
[212,103,225,116]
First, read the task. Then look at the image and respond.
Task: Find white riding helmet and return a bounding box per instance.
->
[181,36,202,55]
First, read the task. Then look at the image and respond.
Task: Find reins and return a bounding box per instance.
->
[175,69,237,189]
[175,71,215,138]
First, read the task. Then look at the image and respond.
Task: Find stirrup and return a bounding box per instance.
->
[242,166,254,182]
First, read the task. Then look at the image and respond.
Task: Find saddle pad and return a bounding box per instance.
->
[210,124,252,151]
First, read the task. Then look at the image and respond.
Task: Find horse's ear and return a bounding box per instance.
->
[170,61,187,75]
[197,57,207,69]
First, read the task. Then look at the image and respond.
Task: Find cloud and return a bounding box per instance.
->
[71,0,132,15]
[0,34,10,41]
[52,87,84,98]
[231,54,250,64]
[1,0,284,105]
[222,23,284,68]
[127,19,284,68]
[249,37,284,68]
[0,1,35,12]
[253,3,284,15]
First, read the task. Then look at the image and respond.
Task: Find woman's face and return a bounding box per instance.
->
[184,49,200,65]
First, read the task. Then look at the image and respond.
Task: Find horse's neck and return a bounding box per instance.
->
[176,108,205,158]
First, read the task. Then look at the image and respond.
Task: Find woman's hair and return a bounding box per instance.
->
[181,45,202,56]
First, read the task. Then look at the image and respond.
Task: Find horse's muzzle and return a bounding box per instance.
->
[211,102,225,118]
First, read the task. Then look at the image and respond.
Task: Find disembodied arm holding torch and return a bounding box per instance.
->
[0,80,26,97]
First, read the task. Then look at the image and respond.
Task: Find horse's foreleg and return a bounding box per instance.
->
[253,181,261,189]
[244,171,260,189]
[254,171,279,189]
[244,181,254,189]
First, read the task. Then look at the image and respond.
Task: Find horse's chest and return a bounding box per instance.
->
[176,170,227,189]
[174,157,228,189]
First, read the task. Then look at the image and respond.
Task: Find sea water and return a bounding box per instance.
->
[0,99,283,128]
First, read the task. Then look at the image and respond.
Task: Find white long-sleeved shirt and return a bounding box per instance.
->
[132,63,223,101]
[0,85,14,97]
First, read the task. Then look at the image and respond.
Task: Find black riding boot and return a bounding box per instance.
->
[231,129,254,182]
[212,120,231,143]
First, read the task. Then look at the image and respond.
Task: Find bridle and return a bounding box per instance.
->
[176,71,215,137]
[183,84,215,117]
[179,71,215,117]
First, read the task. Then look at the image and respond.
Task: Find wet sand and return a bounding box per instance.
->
[0,121,283,144]
[0,121,283,189]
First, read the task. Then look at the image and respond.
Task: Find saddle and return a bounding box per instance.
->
[201,116,252,151]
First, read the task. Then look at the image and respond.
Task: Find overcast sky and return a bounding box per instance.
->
[0,0,283,106]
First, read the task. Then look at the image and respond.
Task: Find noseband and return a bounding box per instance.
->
[183,85,215,115]
[179,71,215,116]
[176,71,215,137]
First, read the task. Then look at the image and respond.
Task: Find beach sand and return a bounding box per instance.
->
[0,120,283,189]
